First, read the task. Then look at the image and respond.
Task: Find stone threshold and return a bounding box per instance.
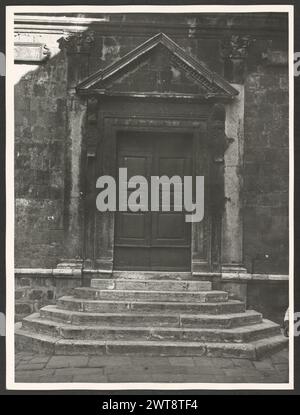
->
[14,268,289,281]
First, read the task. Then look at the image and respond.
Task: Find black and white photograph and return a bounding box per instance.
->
[4,4,294,390]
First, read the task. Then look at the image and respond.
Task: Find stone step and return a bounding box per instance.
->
[57,296,246,314]
[15,325,288,359]
[22,314,281,343]
[74,288,228,303]
[181,311,263,328]
[112,271,193,280]
[39,305,262,328]
[90,279,212,291]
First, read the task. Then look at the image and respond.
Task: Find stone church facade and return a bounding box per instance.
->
[14,13,289,355]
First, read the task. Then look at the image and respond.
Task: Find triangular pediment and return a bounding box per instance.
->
[76,33,239,99]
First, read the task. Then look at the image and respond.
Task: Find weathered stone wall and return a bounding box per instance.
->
[15,273,81,321]
[243,39,289,274]
[15,33,68,268]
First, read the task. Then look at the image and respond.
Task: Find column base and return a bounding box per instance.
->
[221,264,248,303]
[221,264,247,274]
[56,259,83,276]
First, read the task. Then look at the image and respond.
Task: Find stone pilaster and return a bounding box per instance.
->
[63,93,87,264]
[220,36,250,274]
[208,95,246,275]
[56,32,95,268]
[208,103,232,270]
[222,84,246,274]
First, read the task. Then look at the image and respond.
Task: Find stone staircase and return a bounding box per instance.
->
[15,275,288,359]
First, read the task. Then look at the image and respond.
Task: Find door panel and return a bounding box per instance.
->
[114,247,151,269]
[114,131,192,271]
[152,212,189,246]
[151,247,191,271]
[115,138,151,247]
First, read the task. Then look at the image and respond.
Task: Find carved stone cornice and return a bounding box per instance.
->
[58,31,95,54]
[221,35,253,60]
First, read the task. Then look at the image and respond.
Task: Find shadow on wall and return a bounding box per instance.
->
[14,26,104,269]
[15,45,69,269]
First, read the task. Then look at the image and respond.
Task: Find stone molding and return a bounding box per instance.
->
[220,273,289,281]
[15,268,82,276]
[14,268,289,281]
[14,14,108,25]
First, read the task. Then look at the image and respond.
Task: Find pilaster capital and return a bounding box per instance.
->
[58,31,95,54]
[221,35,253,60]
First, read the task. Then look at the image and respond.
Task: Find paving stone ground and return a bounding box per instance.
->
[14,348,289,384]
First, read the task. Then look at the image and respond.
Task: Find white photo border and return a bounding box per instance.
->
[5,4,295,391]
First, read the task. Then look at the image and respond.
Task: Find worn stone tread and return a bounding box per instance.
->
[90,278,212,291]
[112,271,194,280]
[57,296,245,314]
[22,314,280,343]
[74,287,228,302]
[38,305,262,328]
[15,327,288,359]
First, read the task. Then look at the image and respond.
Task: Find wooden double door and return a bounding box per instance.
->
[114,131,193,271]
